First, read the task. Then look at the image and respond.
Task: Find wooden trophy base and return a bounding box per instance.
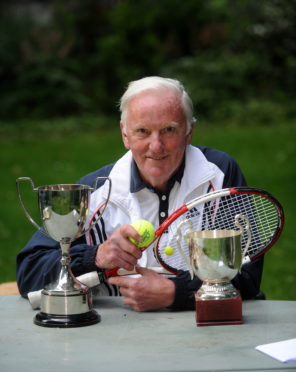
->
[195,292,243,326]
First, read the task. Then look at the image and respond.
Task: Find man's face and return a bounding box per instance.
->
[121,89,192,191]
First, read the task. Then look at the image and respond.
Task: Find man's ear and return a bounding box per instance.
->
[120,122,130,149]
[185,127,193,145]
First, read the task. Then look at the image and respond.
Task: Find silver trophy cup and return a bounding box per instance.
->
[16,177,111,328]
[176,214,251,298]
[176,215,251,325]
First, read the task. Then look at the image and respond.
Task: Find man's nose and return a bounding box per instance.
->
[149,133,164,152]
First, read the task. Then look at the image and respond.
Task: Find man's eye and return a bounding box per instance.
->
[135,128,149,136]
[139,128,147,133]
[163,126,176,134]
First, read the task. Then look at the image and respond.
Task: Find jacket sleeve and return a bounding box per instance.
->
[16,230,100,298]
[16,165,114,298]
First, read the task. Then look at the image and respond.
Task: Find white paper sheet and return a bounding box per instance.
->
[256,338,296,363]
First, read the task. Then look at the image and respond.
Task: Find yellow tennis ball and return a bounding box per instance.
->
[129,219,155,248]
[164,246,174,256]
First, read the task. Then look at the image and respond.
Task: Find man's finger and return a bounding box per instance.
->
[120,224,142,245]
[108,276,133,288]
[135,265,159,277]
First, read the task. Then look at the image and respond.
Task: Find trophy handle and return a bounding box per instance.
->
[83,176,112,234]
[16,177,50,236]
[176,219,195,278]
[235,214,252,259]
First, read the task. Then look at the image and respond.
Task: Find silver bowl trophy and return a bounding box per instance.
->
[177,214,251,326]
[16,177,111,328]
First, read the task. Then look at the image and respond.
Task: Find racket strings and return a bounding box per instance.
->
[156,193,281,272]
[237,194,280,257]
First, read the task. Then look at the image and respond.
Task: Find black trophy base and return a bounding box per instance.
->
[34,309,101,328]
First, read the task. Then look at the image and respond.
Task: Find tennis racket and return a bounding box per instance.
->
[105,187,284,278]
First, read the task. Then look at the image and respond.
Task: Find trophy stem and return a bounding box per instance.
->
[58,237,78,291]
[44,237,80,292]
[198,280,240,300]
[60,237,71,256]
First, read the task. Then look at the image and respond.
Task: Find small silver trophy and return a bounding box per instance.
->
[176,214,251,325]
[16,177,111,328]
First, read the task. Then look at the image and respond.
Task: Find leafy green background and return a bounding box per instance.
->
[0,1,294,122]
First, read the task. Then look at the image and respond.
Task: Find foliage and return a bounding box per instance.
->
[0,0,294,121]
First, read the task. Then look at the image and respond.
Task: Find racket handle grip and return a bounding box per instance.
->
[105,266,173,278]
[105,267,139,278]
[105,267,120,278]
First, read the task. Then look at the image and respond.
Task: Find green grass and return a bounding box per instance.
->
[0,117,295,300]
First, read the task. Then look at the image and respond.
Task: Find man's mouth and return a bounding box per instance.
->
[146,155,168,161]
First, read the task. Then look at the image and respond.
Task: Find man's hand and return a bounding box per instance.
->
[108,266,175,311]
[95,224,143,271]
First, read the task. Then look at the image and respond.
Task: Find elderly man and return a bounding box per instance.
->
[16,76,264,311]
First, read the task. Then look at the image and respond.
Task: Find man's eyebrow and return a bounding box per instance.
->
[165,121,179,126]
[132,123,146,129]
[131,121,181,129]
[160,121,181,128]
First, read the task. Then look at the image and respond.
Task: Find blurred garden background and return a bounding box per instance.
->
[0,0,295,300]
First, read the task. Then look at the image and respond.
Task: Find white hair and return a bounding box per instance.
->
[119,76,196,134]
